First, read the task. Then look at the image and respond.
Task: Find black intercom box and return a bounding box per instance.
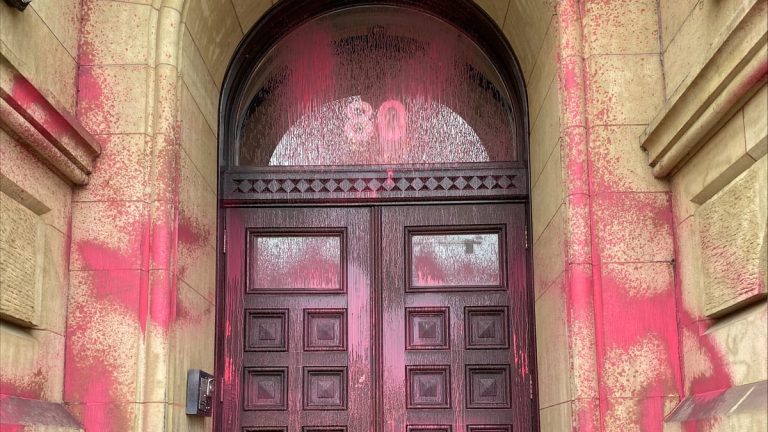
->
[186,369,214,416]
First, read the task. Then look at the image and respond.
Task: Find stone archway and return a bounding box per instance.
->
[64,0,574,429]
[213,2,536,429]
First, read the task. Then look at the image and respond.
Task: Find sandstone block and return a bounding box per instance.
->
[231,0,272,33]
[185,0,243,85]
[0,191,43,326]
[697,156,767,317]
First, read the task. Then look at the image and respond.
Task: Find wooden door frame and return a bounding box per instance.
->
[213,163,538,431]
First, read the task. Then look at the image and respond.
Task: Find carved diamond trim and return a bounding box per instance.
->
[453,177,468,189]
[497,175,513,188]
[236,179,252,192]
[439,177,453,189]
[335,179,349,191]
[268,180,281,193]
[228,168,524,203]
[228,169,525,205]
[296,179,310,192]
[253,179,267,192]
[368,178,382,191]
[282,179,295,192]
[483,176,497,188]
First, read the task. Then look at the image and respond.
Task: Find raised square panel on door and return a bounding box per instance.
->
[244,367,288,411]
[406,365,451,409]
[245,309,288,351]
[304,309,347,351]
[303,367,348,410]
[466,365,511,409]
[465,307,509,349]
[406,307,449,350]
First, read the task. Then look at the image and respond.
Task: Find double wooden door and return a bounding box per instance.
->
[220,203,533,431]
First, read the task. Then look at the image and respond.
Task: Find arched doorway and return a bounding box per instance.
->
[215,1,536,430]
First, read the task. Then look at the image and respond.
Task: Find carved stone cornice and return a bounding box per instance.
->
[0,58,100,185]
[641,1,767,178]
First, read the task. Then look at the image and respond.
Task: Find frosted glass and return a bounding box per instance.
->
[236,6,517,167]
[250,235,342,291]
[411,233,501,288]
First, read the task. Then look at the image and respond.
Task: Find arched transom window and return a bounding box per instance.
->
[233,5,522,167]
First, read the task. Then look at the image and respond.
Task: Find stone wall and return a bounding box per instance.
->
[551,1,682,429]
[643,0,767,430]
[0,0,765,431]
[0,2,92,430]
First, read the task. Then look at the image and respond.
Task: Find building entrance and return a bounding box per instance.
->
[221,203,530,431]
[215,2,536,429]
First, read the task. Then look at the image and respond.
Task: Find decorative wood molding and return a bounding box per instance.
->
[641,1,767,178]
[222,163,528,204]
[0,59,100,185]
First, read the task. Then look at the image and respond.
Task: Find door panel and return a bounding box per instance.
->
[221,203,532,431]
[224,207,373,431]
[381,204,531,431]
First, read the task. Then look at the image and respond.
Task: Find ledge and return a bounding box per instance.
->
[665,380,767,422]
[641,1,767,178]
[0,57,100,185]
[0,395,83,431]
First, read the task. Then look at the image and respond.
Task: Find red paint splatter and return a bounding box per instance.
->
[76,66,108,127]
[0,371,45,401]
[77,1,97,66]
[177,212,207,247]
[5,77,77,142]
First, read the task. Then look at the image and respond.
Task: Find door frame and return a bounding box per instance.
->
[214,162,538,431]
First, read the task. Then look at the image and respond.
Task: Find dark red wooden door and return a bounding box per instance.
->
[380,204,531,432]
[222,203,532,431]
[223,207,375,431]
